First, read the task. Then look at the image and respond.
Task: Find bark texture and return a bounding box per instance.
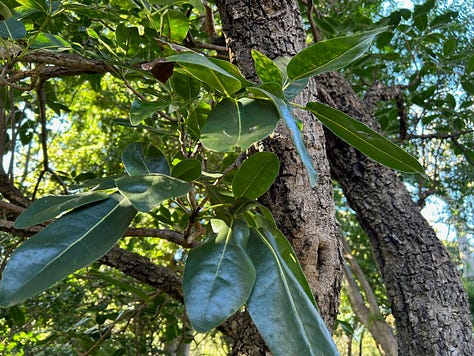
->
[316,71,474,355]
[216,0,343,353]
[216,0,342,324]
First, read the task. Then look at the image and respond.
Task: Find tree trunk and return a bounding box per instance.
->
[216,0,343,352]
[316,71,474,354]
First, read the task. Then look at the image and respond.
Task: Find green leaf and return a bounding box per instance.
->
[170,72,201,100]
[228,197,260,216]
[129,99,169,126]
[413,0,435,18]
[30,33,71,49]
[161,9,189,43]
[186,101,210,139]
[183,219,256,332]
[306,102,425,175]
[287,29,384,81]
[116,174,191,212]
[247,87,318,187]
[232,152,279,200]
[0,194,137,307]
[154,0,204,12]
[273,56,309,100]
[251,50,283,84]
[200,97,280,152]
[246,228,338,356]
[430,11,458,28]
[0,17,26,40]
[171,159,201,181]
[166,52,242,95]
[208,57,253,89]
[16,0,47,11]
[14,191,109,229]
[8,306,26,326]
[249,207,317,308]
[122,142,170,176]
[115,24,140,55]
[461,77,474,95]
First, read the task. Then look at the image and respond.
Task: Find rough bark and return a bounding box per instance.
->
[216,0,343,353]
[316,71,474,354]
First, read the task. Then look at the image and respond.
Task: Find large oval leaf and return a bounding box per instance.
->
[122,142,170,176]
[183,219,256,332]
[14,191,109,229]
[287,29,384,81]
[251,49,283,84]
[306,102,426,175]
[249,206,317,308]
[171,158,201,181]
[232,152,279,200]
[0,17,26,40]
[116,174,191,212]
[200,97,280,152]
[0,194,137,307]
[161,9,189,43]
[246,229,338,356]
[166,52,242,95]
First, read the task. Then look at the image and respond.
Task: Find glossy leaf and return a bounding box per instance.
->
[183,219,256,332]
[115,24,140,55]
[186,101,210,139]
[247,87,318,186]
[249,206,317,308]
[170,72,201,100]
[232,152,279,200]
[16,0,47,11]
[0,17,26,40]
[251,50,283,84]
[246,228,338,356]
[70,174,125,191]
[273,56,309,100]
[209,57,253,89]
[200,97,280,152]
[287,29,384,81]
[161,9,189,43]
[30,33,71,49]
[413,0,435,18]
[154,0,203,12]
[171,159,201,181]
[166,52,242,95]
[116,174,191,212]
[0,194,137,307]
[14,191,109,228]
[129,99,169,126]
[306,102,426,175]
[122,142,170,176]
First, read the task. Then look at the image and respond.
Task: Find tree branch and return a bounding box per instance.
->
[98,246,184,303]
[341,237,398,356]
[364,81,407,142]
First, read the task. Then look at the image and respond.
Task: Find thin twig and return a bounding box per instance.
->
[33,78,69,197]
[305,0,323,42]
[8,87,15,181]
